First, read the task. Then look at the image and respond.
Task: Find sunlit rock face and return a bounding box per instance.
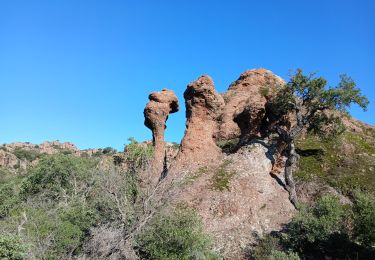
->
[144,88,179,173]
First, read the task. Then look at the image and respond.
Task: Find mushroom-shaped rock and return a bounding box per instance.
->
[174,75,225,169]
[219,68,284,143]
[144,89,179,172]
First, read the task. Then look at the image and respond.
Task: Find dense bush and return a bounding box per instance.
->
[0,234,27,260]
[353,192,375,247]
[12,148,40,161]
[0,182,20,218]
[136,208,218,259]
[287,195,346,250]
[20,153,96,199]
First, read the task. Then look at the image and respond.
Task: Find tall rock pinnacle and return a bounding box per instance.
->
[174,75,225,169]
[144,89,179,173]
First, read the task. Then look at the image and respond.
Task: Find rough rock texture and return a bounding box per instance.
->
[144,89,179,173]
[173,76,225,170]
[0,149,19,168]
[219,69,284,143]
[0,141,109,170]
[171,142,295,258]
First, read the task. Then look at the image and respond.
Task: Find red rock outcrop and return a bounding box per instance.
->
[219,68,284,143]
[173,75,225,169]
[144,89,179,172]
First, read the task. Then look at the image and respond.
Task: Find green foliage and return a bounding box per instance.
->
[20,153,96,198]
[268,69,368,137]
[296,133,375,194]
[12,148,40,162]
[136,208,218,259]
[287,195,345,251]
[0,145,145,259]
[58,202,98,233]
[52,221,83,257]
[352,192,375,247]
[0,234,27,260]
[0,183,20,218]
[211,160,235,191]
[124,137,154,170]
[269,250,300,260]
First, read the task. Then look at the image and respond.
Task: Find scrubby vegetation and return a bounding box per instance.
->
[0,234,27,259]
[136,207,217,259]
[211,160,235,191]
[251,194,375,259]
[0,139,218,259]
[12,148,41,162]
[296,131,375,194]
[0,145,132,258]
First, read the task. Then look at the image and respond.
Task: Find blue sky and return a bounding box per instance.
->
[1,0,374,150]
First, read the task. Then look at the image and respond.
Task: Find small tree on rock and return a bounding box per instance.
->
[266,69,369,206]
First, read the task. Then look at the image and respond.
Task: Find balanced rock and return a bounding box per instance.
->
[144,89,179,172]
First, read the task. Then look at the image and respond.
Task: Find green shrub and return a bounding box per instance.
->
[12,148,40,161]
[287,195,345,251]
[58,203,98,233]
[0,234,27,260]
[52,221,83,257]
[124,138,154,170]
[353,192,375,247]
[269,250,300,260]
[0,183,20,218]
[20,154,96,198]
[136,208,218,259]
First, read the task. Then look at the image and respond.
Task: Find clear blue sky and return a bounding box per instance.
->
[1,0,374,150]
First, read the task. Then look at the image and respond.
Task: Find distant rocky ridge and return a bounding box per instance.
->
[0,140,103,170]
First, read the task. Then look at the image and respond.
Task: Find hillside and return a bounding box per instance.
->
[1,69,374,259]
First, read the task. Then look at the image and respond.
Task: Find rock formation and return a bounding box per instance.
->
[144,89,179,173]
[219,68,284,143]
[172,142,295,258]
[173,75,225,169]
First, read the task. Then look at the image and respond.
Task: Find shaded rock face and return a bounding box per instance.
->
[144,89,179,171]
[171,142,295,258]
[174,76,225,169]
[219,68,284,143]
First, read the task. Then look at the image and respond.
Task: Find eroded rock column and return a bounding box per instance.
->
[144,89,179,173]
[174,75,225,169]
